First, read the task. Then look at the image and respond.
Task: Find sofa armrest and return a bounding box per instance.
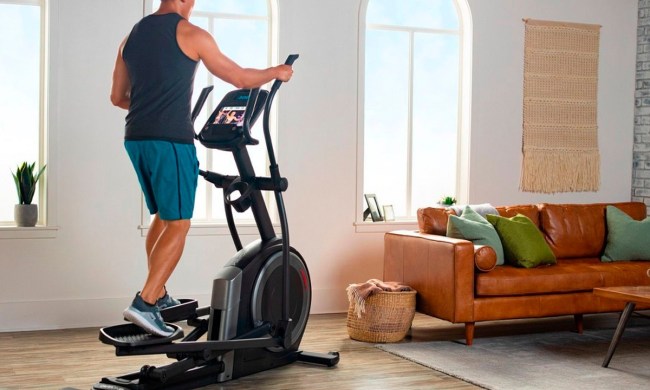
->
[384,230,476,323]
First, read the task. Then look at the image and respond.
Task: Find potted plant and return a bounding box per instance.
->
[12,162,46,227]
[439,196,457,206]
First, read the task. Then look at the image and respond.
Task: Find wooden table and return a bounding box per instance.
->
[593,286,650,367]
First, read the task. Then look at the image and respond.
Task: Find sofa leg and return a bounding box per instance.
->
[465,322,475,346]
[574,314,584,334]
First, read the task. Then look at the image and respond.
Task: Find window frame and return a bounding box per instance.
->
[140,0,280,236]
[0,0,54,238]
[355,0,472,231]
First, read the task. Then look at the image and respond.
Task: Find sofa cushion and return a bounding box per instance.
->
[475,258,650,296]
[495,204,540,227]
[487,214,556,268]
[447,206,505,265]
[417,207,456,235]
[602,205,650,262]
[539,202,647,259]
[597,259,650,285]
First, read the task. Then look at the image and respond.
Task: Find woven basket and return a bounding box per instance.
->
[346,290,417,343]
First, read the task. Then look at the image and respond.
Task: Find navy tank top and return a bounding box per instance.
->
[123,13,198,144]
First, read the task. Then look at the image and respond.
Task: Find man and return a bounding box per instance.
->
[110,0,293,336]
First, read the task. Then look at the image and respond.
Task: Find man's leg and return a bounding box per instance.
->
[146,213,165,260]
[146,213,167,299]
[139,218,191,305]
[122,216,189,336]
[123,141,195,336]
[139,142,197,304]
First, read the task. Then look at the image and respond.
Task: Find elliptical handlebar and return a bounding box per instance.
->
[191,86,214,134]
[269,54,299,97]
[242,88,261,145]
[263,55,299,172]
[259,54,299,326]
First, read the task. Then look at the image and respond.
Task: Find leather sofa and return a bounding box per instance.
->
[383,202,650,345]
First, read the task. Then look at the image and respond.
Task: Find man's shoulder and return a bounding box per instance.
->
[177,19,214,52]
[176,18,213,60]
[177,19,208,38]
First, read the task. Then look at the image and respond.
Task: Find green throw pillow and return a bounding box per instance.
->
[601,205,650,262]
[447,206,505,265]
[486,214,556,268]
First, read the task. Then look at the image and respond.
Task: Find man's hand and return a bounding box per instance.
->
[274,64,294,82]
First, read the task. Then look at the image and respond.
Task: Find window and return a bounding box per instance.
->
[0,0,47,226]
[359,0,470,221]
[147,0,277,226]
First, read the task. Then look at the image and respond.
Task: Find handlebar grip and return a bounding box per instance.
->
[270,54,299,91]
[284,54,299,66]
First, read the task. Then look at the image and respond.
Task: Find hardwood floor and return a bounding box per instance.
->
[0,312,628,389]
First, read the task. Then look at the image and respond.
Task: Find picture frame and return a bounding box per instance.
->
[364,193,383,222]
[383,205,395,222]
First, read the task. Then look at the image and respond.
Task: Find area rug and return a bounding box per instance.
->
[377,326,650,390]
[520,19,601,193]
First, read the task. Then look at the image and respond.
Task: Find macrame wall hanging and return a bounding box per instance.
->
[520,19,601,193]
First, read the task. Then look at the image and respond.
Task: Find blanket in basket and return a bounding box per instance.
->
[346,279,412,318]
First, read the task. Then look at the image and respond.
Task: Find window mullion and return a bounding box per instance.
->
[205,16,216,220]
[192,11,267,22]
[38,0,47,224]
[0,0,40,6]
[406,31,415,217]
[367,23,458,36]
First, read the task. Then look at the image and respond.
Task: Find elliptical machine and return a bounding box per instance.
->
[94,55,339,390]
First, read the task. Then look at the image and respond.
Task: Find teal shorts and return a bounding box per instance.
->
[125,140,199,221]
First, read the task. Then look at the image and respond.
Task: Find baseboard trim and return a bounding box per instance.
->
[311,287,349,314]
[0,294,212,332]
[1,288,349,332]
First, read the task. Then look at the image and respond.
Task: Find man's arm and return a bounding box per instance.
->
[178,20,293,89]
[110,38,131,110]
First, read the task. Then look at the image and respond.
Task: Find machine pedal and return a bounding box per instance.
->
[160,299,199,323]
[297,351,340,367]
[99,323,184,347]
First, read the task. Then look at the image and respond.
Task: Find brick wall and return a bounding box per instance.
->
[635,0,650,212]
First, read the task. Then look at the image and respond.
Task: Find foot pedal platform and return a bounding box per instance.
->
[160,298,199,323]
[99,323,184,347]
[297,351,340,367]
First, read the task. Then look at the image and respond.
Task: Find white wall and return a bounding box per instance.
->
[0,0,639,331]
[468,0,638,204]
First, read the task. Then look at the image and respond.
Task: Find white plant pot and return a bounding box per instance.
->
[14,204,38,227]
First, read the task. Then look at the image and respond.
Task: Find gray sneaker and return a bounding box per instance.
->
[157,291,181,310]
[123,293,175,337]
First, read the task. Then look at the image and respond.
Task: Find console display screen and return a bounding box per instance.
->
[213,106,246,127]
